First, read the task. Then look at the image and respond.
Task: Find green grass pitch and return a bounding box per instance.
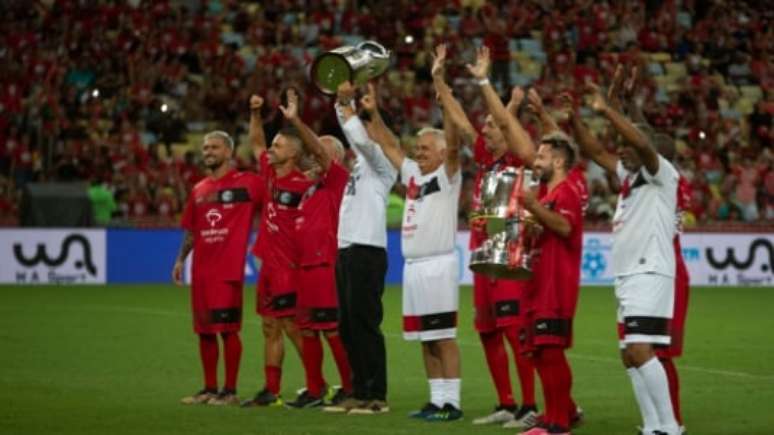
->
[1,284,773,434]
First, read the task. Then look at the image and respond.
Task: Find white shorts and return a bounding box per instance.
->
[615,273,674,348]
[402,253,459,341]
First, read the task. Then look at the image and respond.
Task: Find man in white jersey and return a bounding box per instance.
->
[576,83,680,435]
[363,82,464,422]
[322,81,397,415]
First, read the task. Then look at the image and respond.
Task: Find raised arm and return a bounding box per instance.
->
[526,87,561,136]
[560,93,618,174]
[442,103,461,178]
[431,44,477,146]
[588,82,659,175]
[360,83,405,170]
[467,46,536,165]
[280,89,331,170]
[249,95,267,161]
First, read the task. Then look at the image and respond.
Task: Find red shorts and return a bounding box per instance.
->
[520,283,575,352]
[473,273,525,333]
[296,265,339,330]
[256,263,298,318]
[191,277,243,334]
[656,265,690,358]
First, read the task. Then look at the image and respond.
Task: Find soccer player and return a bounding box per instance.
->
[323,81,397,414]
[366,82,464,421]
[579,82,681,435]
[431,44,537,428]
[273,90,354,409]
[470,47,586,434]
[611,66,691,433]
[241,91,311,407]
[173,130,262,406]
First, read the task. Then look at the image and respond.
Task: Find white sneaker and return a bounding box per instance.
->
[503,408,538,429]
[472,407,515,425]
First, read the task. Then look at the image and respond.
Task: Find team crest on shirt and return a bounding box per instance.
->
[279,191,293,204]
[205,208,223,227]
[220,190,234,203]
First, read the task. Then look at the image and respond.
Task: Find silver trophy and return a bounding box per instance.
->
[310,40,391,95]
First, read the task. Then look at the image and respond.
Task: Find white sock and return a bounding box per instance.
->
[627,367,660,432]
[638,357,679,434]
[444,378,461,409]
[429,378,444,407]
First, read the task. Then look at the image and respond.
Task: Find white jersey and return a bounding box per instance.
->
[400,159,461,259]
[337,111,397,249]
[611,155,679,277]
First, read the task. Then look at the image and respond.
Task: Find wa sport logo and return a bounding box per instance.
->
[12,234,97,283]
[704,238,773,285]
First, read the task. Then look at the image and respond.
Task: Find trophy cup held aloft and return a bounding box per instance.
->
[310,41,391,95]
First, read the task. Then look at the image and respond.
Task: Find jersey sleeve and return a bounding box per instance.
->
[554,183,583,234]
[641,154,679,188]
[341,115,398,183]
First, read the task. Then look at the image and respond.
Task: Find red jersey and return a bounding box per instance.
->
[471,134,524,250]
[181,169,263,282]
[252,152,315,269]
[295,162,350,267]
[531,167,588,317]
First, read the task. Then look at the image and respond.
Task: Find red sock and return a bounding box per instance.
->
[505,327,536,407]
[553,349,572,430]
[480,331,516,407]
[325,333,353,393]
[198,334,218,390]
[302,333,325,397]
[661,357,682,424]
[265,365,282,395]
[221,332,242,391]
[533,350,556,425]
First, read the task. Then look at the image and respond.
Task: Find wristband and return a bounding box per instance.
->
[477,78,490,86]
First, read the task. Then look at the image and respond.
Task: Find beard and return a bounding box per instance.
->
[204,156,224,171]
[537,166,552,183]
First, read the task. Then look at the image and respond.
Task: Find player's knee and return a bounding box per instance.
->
[262,317,280,337]
[301,328,316,338]
[625,343,655,367]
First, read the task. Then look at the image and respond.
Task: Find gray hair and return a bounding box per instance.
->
[417,127,447,150]
[204,130,234,149]
[319,135,345,161]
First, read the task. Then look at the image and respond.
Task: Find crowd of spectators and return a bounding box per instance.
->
[0,0,771,227]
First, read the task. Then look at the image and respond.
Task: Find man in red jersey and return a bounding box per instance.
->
[469,46,587,435]
[173,130,262,406]
[430,44,537,427]
[274,90,354,409]
[241,90,313,407]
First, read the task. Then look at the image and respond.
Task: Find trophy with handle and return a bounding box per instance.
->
[310,40,391,95]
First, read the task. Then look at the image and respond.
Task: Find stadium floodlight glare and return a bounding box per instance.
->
[91,89,99,98]
[161,103,168,113]
[404,35,414,44]
[698,131,706,140]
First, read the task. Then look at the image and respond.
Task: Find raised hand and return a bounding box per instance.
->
[466,46,491,80]
[506,86,525,113]
[526,88,544,114]
[250,94,264,113]
[558,92,576,120]
[623,65,638,98]
[172,261,183,286]
[431,44,447,78]
[607,64,625,110]
[279,88,299,120]
[585,82,609,114]
[359,82,378,114]
[337,81,356,106]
